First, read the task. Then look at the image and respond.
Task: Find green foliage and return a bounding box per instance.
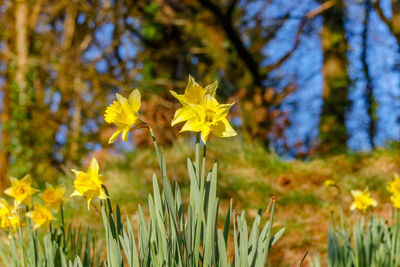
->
[0,218,100,267]
[100,136,286,266]
[310,211,400,267]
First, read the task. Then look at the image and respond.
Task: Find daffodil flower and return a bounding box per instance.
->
[350,189,377,212]
[179,95,237,144]
[104,89,142,144]
[390,193,400,209]
[170,75,218,126]
[40,183,66,210]
[324,179,336,187]
[0,198,18,230]
[387,174,400,194]
[71,157,107,210]
[26,203,55,229]
[4,175,38,206]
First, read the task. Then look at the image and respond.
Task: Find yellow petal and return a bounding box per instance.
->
[56,184,66,193]
[4,188,12,197]
[116,93,128,105]
[351,190,362,197]
[128,89,141,112]
[9,177,18,184]
[45,182,54,190]
[70,190,83,197]
[200,94,219,110]
[122,128,130,142]
[350,203,357,211]
[21,174,32,184]
[87,196,93,210]
[171,107,195,126]
[88,157,99,177]
[201,127,211,144]
[108,129,122,144]
[170,91,186,105]
[180,119,204,133]
[184,76,205,104]
[204,80,218,96]
[212,119,237,138]
[216,103,235,119]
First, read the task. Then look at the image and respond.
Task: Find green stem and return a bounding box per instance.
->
[195,133,201,182]
[60,204,66,247]
[200,143,207,189]
[148,126,162,171]
[60,204,65,226]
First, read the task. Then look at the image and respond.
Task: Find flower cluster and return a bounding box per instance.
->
[170,75,237,144]
[324,173,400,213]
[387,174,400,209]
[1,175,65,230]
[71,75,238,211]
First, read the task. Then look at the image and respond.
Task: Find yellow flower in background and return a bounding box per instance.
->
[0,198,15,229]
[390,193,400,209]
[40,183,66,210]
[26,203,55,229]
[387,174,400,194]
[71,157,107,209]
[350,189,377,212]
[324,179,336,187]
[170,75,218,126]
[104,89,142,144]
[1,213,20,231]
[179,95,237,144]
[4,175,38,205]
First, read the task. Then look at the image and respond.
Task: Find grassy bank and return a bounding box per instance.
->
[62,139,399,266]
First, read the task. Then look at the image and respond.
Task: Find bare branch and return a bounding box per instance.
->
[198,0,263,87]
[266,0,337,72]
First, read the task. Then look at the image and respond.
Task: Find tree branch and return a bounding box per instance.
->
[198,0,263,87]
[266,0,337,72]
[374,0,392,31]
[373,0,400,43]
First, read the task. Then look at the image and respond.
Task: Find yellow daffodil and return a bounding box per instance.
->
[40,183,66,210]
[324,179,336,187]
[0,199,21,231]
[387,174,400,194]
[4,175,38,206]
[0,198,15,229]
[104,89,142,144]
[350,189,377,212]
[26,203,55,229]
[1,213,20,231]
[170,75,218,126]
[70,157,107,209]
[179,95,237,144]
[0,210,21,232]
[390,193,400,209]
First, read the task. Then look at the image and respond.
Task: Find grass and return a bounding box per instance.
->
[55,138,400,266]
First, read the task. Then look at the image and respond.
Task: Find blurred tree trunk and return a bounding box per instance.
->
[318,0,350,154]
[0,81,11,191]
[15,0,28,102]
[362,0,375,148]
[0,0,29,190]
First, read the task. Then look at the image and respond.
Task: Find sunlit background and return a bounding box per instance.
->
[0,0,400,264]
